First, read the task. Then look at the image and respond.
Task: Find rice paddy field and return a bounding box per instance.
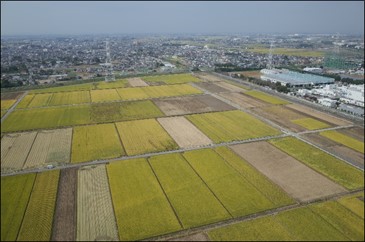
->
[1,72,364,241]
[1,99,17,110]
[17,170,59,241]
[142,73,201,84]
[320,130,364,153]
[208,192,364,241]
[71,123,124,163]
[115,119,178,156]
[1,173,36,241]
[107,158,182,241]
[187,110,281,143]
[245,90,290,104]
[117,84,202,100]
[291,117,331,130]
[269,137,364,190]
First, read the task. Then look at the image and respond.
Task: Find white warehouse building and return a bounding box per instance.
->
[260,68,335,88]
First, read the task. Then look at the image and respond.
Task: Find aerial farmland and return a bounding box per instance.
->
[1,72,364,241]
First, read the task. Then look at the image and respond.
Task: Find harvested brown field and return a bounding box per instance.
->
[24,128,72,169]
[302,133,364,168]
[77,165,119,241]
[1,92,24,100]
[230,141,346,202]
[127,77,149,87]
[1,132,37,171]
[170,233,210,241]
[194,73,222,82]
[337,127,364,142]
[52,168,77,241]
[286,104,352,126]
[219,92,268,109]
[214,82,246,92]
[251,105,308,132]
[157,116,213,148]
[154,94,234,116]
[194,82,231,93]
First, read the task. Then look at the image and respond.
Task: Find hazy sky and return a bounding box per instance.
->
[1,1,364,36]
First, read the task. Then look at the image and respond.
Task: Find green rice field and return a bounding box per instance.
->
[1,173,36,241]
[183,149,276,217]
[187,110,281,143]
[208,199,362,241]
[142,73,201,84]
[291,117,331,130]
[245,90,289,104]
[149,153,231,228]
[71,123,124,163]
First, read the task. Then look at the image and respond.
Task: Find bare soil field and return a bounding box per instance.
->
[1,92,24,100]
[302,133,364,168]
[337,127,364,142]
[194,82,232,93]
[52,167,77,241]
[1,132,37,171]
[251,106,307,132]
[24,128,72,169]
[154,95,234,116]
[286,104,352,126]
[127,77,149,87]
[219,92,269,109]
[194,73,222,82]
[157,116,213,148]
[170,232,210,241]
[214,82,246,92]
[230,141,346,202]
[77,165,119,241]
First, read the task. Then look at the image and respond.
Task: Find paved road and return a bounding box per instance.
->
[1,91,28,123]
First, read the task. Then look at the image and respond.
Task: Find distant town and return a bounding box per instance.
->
[1,33,364,117]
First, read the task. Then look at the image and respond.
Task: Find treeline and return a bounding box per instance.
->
[231,74,289,93]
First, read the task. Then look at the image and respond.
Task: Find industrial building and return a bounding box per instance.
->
[260,68,335,87]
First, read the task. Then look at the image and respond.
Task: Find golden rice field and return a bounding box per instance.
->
[90,89,121,102]
[77,165,119,241]
[17,170,59,241]
[115,119,178,156]
[117,84,202,100]
[320,130,364,153]
[48,91,91,106]
[71,123,124,163]
[107,158,182,240]
[1,99,17,110]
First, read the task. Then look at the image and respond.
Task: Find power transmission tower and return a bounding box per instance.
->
[266,41,275,69]
[104,40,115,82]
